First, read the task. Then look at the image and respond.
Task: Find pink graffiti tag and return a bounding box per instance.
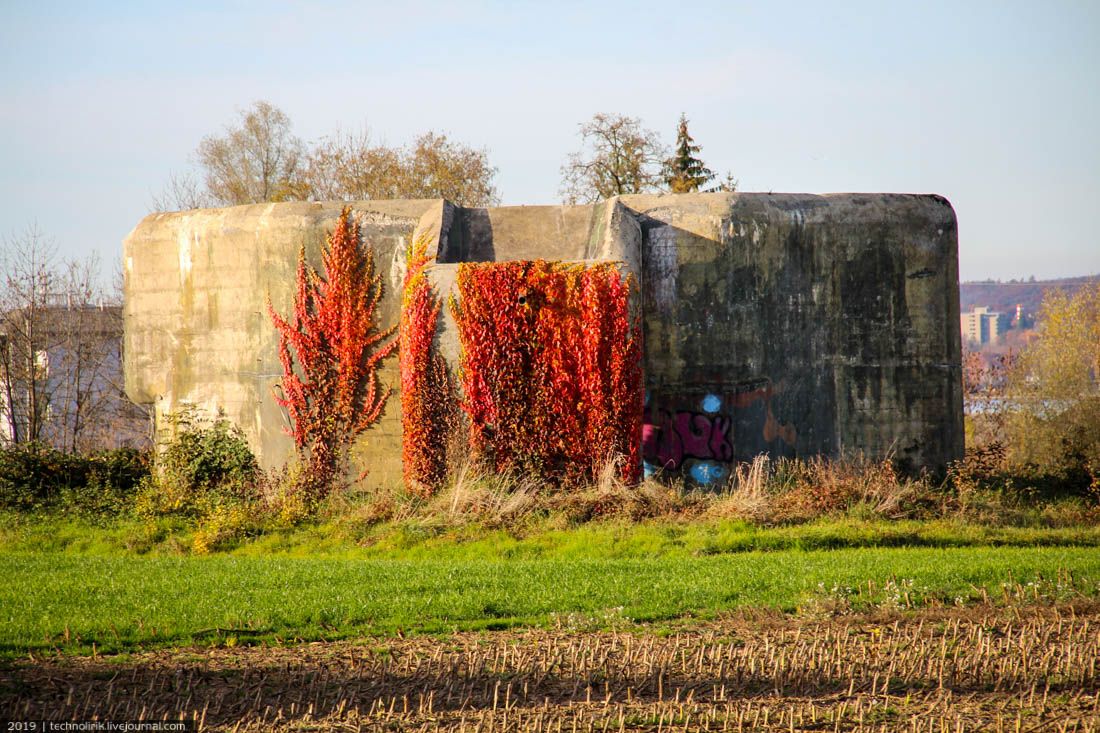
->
[642,408,733,470]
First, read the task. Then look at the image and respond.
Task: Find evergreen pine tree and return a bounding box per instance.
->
[665,114,714,193]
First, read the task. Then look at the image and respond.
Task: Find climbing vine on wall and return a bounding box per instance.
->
[399,234,456,496]
[267,207,396,497]
[451,260,643,485]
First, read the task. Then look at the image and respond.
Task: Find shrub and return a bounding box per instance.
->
[1003,282,1100,491]
[159,418,257,494]
[61,448,151,516]
[0,443,150,512]
[138,412,259,517]
[1003,397,1100,491]
[87,448,150,493]
[192,502,263,554]
[0,443,84,510]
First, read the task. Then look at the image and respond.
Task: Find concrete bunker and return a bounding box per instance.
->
[124,192,963,487]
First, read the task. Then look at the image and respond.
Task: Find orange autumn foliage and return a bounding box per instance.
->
[267,207,396,495]
[399,235,455,496]
[452,260,643,485]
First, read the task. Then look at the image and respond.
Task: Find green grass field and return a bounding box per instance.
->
[3,542,1099,656]
[4,511,1100,558]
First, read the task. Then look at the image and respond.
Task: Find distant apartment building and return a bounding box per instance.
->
[961,306,1008,346]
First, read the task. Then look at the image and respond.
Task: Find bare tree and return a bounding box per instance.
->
[197,100,308,205]
[712,171,739,193]
[48,256,125,451]
[0,226,61,443]
[103,262,154,449]
[150,171,215,212]
[0,230,149,451]
[559,113,667,204]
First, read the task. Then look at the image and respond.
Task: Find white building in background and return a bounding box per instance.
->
[0,304,150,451]
[961,306,1008,346]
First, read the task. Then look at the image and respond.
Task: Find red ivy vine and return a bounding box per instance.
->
[399,234,455,496]
[267,207,396,496]
[452,260,643,485]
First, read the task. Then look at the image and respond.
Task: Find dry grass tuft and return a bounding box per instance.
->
[707,453,937,525]
[330,450,1098,533]
[713,454,772,522]
[433,461,542,526]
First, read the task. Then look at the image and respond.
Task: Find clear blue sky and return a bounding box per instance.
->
[1,0,1097,282]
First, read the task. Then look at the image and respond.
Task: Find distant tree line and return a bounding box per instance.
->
[960,276,1100,318]
[155,102,738,211]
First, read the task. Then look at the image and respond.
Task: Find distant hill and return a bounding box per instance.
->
[960,275,1100,316]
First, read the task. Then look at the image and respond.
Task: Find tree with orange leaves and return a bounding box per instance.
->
[267,207,396,497]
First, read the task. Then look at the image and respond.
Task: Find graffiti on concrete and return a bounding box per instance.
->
[643,383,798,484]
[688,459,729,484]
[641,408,733,472]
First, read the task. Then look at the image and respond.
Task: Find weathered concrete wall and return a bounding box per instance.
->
[436,200,643,278]
[619,193,962,480]
[124,192,962,487]
[124,200,441,486]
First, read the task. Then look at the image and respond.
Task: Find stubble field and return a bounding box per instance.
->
[4,604,1099,731]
